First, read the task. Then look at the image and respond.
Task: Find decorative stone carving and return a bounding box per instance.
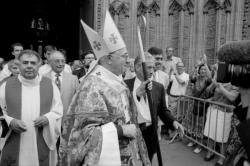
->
[169,0,183,15]
[117,3,130,17]
[242,0,250,40]
[223,0,232,13]
[93,0,250,69]
[109,5,117,16]
[203,0,220,14]
[148,1,160,16]
[183,0,194,15]
[137,1,148,16]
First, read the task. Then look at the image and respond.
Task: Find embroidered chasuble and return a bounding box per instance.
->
[58,65,151,166]
[0,75,63,166]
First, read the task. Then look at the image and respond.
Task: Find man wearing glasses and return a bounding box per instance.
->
[168,62,189,117]
[73,50,96,79]
[162,47,182,76]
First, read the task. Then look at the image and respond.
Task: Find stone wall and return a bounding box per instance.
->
[92,0,250,72]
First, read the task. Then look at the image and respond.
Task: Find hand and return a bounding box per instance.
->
[173,121,184,138]
[244,160,250,166]
[169,67,174,76]
[9,119,27,133]
[136,80,152,97]
[215,83,224,94]
[121,124,137,139]
[34,116,49,127]
[200,54,207,64]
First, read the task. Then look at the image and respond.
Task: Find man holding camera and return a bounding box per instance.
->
[217,40,250,166]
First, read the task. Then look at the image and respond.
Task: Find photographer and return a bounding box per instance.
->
[216,40,250,166]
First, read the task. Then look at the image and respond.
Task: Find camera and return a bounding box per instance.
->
[217,61,250,88]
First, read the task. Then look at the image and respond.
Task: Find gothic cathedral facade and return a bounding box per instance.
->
[90,0,250,72]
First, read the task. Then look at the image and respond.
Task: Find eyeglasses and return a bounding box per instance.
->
[155,57,163,60]
[85,57,95,60]
[54,59,65,64]
[14,49,23,52]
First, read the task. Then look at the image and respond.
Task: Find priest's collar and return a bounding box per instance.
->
[18,74,42,86]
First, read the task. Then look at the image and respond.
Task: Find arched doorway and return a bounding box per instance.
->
[2,0,94,62]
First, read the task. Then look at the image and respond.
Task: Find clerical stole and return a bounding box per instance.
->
[0,76,53,166]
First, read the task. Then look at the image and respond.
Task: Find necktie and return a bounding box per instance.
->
[55,73,61,90]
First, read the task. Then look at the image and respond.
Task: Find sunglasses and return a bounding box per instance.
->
[155,57,163,60]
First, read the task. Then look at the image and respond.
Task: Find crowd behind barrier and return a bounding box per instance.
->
[175,95,235,159]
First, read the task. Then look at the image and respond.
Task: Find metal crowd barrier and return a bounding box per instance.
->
[174,95,235,159]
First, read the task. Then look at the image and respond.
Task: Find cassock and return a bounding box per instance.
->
[58,65,151,166]
[0,75,63,166]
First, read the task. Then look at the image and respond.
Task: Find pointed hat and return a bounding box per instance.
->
[80,19,109,59]
[102,10,126,53]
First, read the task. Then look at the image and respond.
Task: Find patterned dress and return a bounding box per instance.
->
[58,65,151,166]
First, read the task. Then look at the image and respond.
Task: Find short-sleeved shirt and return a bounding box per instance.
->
[211,83,239,105]
[170,72,189,96]
[162,56,182,75]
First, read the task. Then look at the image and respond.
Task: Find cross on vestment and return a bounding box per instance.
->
[55,73,61,90]
[93,41,102,50]
[109,33,118,44]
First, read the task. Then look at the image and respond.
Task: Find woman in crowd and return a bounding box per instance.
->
[188,63,213,153]
[203,82,239,166]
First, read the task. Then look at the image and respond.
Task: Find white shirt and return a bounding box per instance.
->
[163,56,182,75]
[170,72,189,96]
[133,77,151,125]
[39,63,72,76]
[153,70,169,90]
[153,70,170,106]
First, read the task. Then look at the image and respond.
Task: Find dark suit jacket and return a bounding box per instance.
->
[72,68,86,79]
[125,77,175,130]
[237,118,250,161]
[125,77,175,158]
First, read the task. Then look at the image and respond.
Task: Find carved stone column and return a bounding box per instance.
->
[226,9,232,41]
[202,11,208,58]
[168,13,173,53]
[233,0,244,40]
[94,0,106,32]
[179,9,185,59]
[229,0,236,41]
[114,15,119,24]
[145,11,150,50]
[189,11,195,72]
[161,0,170,56]
[195,0,205,61]
[131,0,137,58]
[216,6,223,52]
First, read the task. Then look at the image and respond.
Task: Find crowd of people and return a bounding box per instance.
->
[0,10,249,166]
